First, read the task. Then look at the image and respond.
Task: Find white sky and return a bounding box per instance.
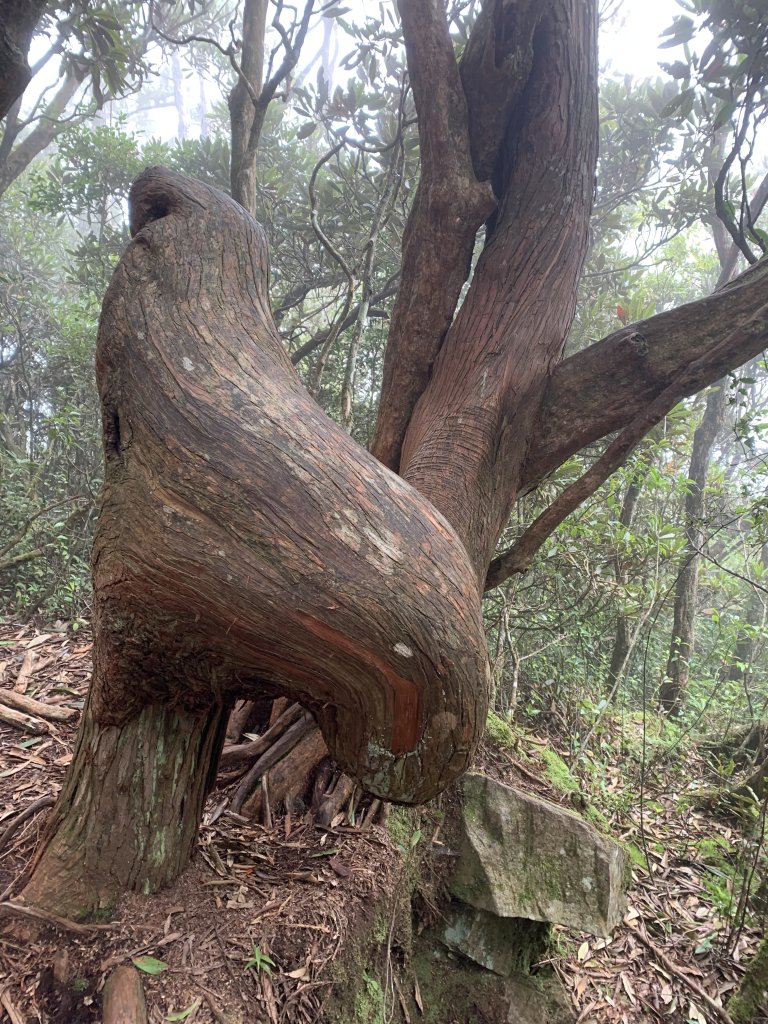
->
[600,0,679,80]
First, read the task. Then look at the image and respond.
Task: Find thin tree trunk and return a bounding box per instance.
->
[0,66,84,199]
[659,383,728,715]
[228,0,267,212]
[605,443,656,699]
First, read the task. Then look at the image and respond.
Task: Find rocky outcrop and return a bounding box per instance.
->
[326,770,629,1024]
[450,773,627,937]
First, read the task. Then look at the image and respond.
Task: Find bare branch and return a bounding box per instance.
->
[523,255,768,495]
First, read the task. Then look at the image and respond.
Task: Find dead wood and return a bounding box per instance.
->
[242,726,328,821]
[219,702,304,771]
[102,965,148,1024]
[0,687,77,722]
[0,702,48,734]
[229,712,316,814]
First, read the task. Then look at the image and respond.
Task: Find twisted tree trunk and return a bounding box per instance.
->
[20,0,768,919]
[23,168,490,918]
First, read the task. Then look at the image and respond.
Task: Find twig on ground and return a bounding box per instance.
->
[629,922,735,1024]
[0,794,56,853]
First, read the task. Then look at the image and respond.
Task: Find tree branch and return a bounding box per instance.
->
[289,275,399,365]
[370,0,495,471]
[522,256,768,495]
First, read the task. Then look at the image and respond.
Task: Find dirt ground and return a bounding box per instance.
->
[0,619,764,1023]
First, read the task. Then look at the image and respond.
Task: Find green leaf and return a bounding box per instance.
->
[309,847,340,857]
[165,1000,201,1021]
[132,956,168,975]
[244,946,276,975]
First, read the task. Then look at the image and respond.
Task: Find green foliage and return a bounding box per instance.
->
[244,945,276,975]
[132,955,168,975]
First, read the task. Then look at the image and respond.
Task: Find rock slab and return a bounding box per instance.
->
[450,773,627,937]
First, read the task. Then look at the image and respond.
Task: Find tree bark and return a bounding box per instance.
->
[23,695,229,918]
[22,167,490,916]
[393,0,599,576]
[659,382,728,716]
[21,0,768,920]
[605,449,654,699]
[0,0,47,120]
[228,0,267,213]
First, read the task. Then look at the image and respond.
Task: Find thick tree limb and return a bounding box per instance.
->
[397,0,598,574]
[522,256,768,495]
[370,0,495,471]
[22,168,491,917]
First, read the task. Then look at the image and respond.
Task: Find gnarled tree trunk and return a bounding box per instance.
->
[20,0,768,919]
[22,168,489,918]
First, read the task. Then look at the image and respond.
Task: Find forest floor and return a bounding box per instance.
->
[0,619,764,1024]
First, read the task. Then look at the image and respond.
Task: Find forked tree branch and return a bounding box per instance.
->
[370,0,495,471]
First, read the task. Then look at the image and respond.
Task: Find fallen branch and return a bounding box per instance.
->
[229,712,315,814]
[219,701,303,771]
[0,687,77,722]
[0,702,49,734]
[0,794,56,853]
[0,901,116,934]
[13,650,36,692]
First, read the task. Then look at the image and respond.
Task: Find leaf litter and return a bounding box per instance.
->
[0,619,765,1022]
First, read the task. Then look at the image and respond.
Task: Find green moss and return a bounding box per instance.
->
[484,711,517,750]
[626,843,647,869]
[697,835,733,861]
[387,806,418,853]
[728,935,768,1023]
[540,748,579,794]
[354,972,385,1024]
[584,803,611,834]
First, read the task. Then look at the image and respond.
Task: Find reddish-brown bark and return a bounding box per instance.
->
[397,0,598,575]
[22,0,768,920]
[23,167,489,917]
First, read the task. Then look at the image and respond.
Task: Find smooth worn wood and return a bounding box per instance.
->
[220,702,303,770]
[0,687,77,722]
[0,702,48,734]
